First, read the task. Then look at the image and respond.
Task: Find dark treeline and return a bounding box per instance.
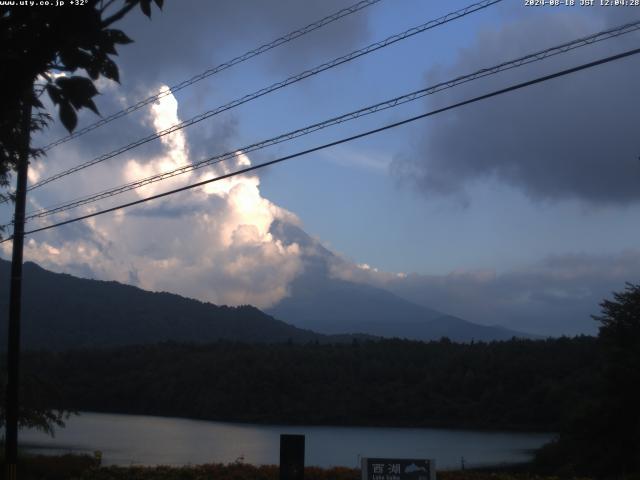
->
[20,336,597,432]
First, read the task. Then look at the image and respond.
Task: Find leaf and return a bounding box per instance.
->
[83,98,100,116]
[46,84,62,105]
[59,101,77,132]
[59,48,92,72]
[140,0,151,18]
[104,29,133,45]
[86,63,100,80]
[57,76,98,102]
[104,43,118,55]
[98,35,118,55]
[83,54,103,79]
[100,57,119,83]
[56,76,100,116]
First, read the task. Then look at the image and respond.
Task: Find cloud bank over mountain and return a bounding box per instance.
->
[4,88,303,309]
[8,86,640,335]
[330,248,640,336]
[3,3,639,338]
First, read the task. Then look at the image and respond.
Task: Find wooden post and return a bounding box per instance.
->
[279,434,305,480]
[5,86,32,480]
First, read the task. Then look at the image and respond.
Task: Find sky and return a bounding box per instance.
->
[2,0,640,336]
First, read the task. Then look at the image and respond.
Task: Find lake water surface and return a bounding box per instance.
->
[21,412,554,469]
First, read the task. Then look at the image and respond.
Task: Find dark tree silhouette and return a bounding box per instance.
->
[0,0,163,439]
[17,337,599,432]
[592,283,640,475]
[0,0,163,202]
[536,283,640,477]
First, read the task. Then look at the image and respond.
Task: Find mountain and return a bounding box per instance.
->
[0,259,352,351]
[268,221,534,342]
[0,220,533,349]
[267,272,532,342]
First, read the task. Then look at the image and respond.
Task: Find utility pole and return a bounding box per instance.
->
[5,86,32,480]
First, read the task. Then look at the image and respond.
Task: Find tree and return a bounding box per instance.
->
[0,0,163,459]
[0,0,163,202]
[592,283,640,475]
[0,370,69,437]
[536,283,640,477]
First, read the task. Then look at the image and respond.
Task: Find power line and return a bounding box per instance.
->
[39,0,383,153]
[5,45,638,243]
[26,0,503,192]
[19,19,640,224]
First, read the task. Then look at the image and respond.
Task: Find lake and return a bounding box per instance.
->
[20,412,554,469]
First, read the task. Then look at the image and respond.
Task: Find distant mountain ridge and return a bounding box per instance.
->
[267,271,533,342]
[268,220,535,342]
[0,218,534,349]
[0,259,356,351]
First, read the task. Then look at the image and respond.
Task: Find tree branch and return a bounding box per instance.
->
[101,1,137,27]
[100,0,118,14]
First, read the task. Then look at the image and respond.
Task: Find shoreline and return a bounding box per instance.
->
[18,412,552,471]
[6,452,558,480]
[62,409,559,435]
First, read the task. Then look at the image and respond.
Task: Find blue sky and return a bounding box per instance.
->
[3,0,640,335]
[216,0,640,275]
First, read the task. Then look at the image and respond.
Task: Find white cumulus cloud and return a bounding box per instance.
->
[5,87,303,309]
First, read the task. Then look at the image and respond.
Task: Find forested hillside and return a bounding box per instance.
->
[20,337,597,431]
[0,260,349,349]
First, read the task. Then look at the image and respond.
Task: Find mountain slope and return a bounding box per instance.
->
[0,259,334,350]
[267,269,440,332]
[0,218,534,349]
[268,220,534,342]
[267,272,531,342]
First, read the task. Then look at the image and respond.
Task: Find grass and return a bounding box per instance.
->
[0,452,100,480]
[0,454,595,480]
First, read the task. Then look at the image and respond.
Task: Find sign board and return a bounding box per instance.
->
[361,458,435,480]
[280,434,305,480]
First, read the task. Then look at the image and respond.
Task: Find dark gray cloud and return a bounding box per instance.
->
[35,82,163,167]
[184,112,239,161]
[125,189,227,219]
[25,0,373,213]
[397,250,640,336]
[114,0,373,92]
[392,9,640,205]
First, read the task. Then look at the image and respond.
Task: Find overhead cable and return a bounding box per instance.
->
[39,0,384,152]
[20,19,640,223]
[4,45,638,242]
[27,0,503,192]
